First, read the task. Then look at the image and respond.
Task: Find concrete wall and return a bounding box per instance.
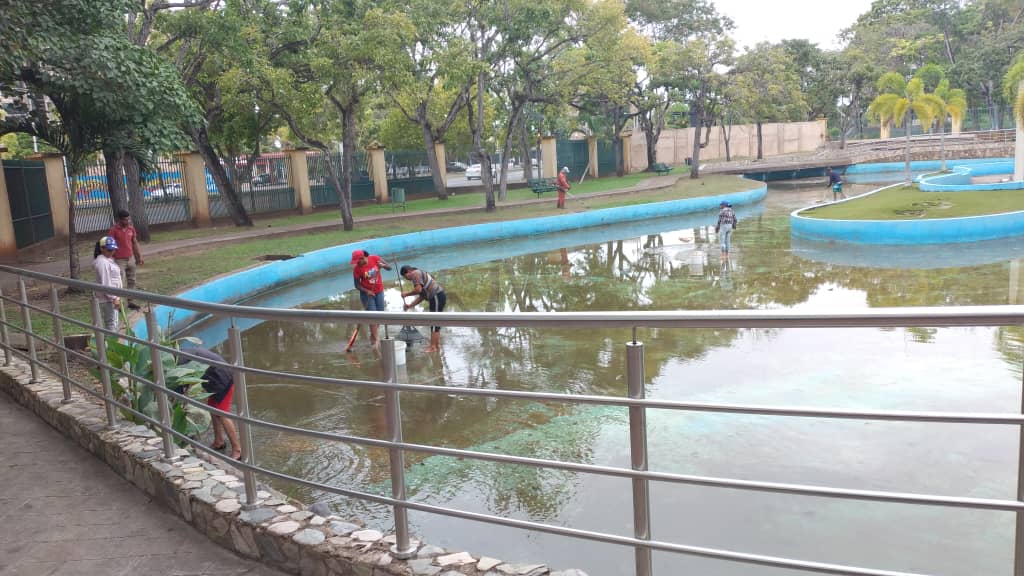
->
[627,118,828,172]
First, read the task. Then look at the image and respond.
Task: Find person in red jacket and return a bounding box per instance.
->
[556,166,571,209]
[351,249,392,349]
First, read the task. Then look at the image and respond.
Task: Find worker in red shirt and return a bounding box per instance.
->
[556,166,571,209]
[107,209,145,309]
[351,249,392,350]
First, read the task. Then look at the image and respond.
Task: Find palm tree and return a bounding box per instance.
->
[934,79,967,171]
[1005,54,1024,181]
[868,73,944,184]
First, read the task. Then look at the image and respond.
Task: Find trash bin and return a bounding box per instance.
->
[391,187,406,213]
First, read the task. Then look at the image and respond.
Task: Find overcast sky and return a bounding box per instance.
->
[712,0,876,51]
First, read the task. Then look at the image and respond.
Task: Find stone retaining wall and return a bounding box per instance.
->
[0,359,586,576]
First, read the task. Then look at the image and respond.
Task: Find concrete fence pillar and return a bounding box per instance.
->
[0,160,16,260]
[434,142,448,189]
[367,146,388,202]
[36,154,70,238]
[178,152,211,227]
[286,149,313,214]
[540,136,557,179]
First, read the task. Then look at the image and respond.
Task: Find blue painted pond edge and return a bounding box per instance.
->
[138,179,767,338]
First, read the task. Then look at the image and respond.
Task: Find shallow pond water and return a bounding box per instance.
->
[189,179,1024,575]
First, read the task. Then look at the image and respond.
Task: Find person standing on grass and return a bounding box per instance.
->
[715,201,738,258]
[556,166,571,209]
[352,249,392,349]
[93,236,123,333]
[108,209,145,310]
[400,265,446,353]
[177,347,241,460]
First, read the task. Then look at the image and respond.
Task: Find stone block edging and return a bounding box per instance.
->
[0,360,585,576]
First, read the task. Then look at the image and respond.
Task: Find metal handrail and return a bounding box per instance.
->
[2,265,1023,576]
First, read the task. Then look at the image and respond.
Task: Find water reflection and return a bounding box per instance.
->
[189,182,1024,576]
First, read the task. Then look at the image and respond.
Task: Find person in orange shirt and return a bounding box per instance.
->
[555,166,571,209]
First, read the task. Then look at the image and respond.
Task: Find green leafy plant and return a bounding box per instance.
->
[90,308,212,443]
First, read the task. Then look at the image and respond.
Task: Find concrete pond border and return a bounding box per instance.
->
[790,158,1024,246]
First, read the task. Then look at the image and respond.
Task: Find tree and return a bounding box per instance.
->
[1005,54,1024,181]
[932,74,968,170]
[868,72,944,183]
[1,0,196,278]
[732,43,808,160]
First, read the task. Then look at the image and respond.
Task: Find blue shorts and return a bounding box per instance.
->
[360,291,386,311]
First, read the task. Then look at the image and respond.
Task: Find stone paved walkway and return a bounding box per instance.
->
[0,392,287,576]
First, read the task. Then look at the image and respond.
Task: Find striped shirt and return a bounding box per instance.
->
[409,270,442,299]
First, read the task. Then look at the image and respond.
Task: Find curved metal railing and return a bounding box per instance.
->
[2,264,1023,576]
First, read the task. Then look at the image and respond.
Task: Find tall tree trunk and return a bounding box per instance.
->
[338,105,357,230]
[469,73,495,211]
[498,101,524,202]
[520,115,535,180]
[104,149,127,218]
[721,124,732,162]
[322,151,353,230]
[904,112,912,184]
[939,116,947,172]
[124,152,150,241]
[642,113,658,168]
[66,166,81,281]
[190,126,252,226]
[690,99,703,179]
[419,117,447,200]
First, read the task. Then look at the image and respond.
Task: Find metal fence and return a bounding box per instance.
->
[5,264,1024,576]
[207,154,296,218]
[306,151,374,206]
[74,157,191,234]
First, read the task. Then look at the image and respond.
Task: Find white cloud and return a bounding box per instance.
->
[712,0,875,51]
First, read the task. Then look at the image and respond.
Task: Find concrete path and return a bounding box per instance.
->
[0,392,287,576]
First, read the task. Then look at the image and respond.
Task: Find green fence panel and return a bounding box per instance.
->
[3,160,53,248]
[556,139,589,177]
[597,141,618,177]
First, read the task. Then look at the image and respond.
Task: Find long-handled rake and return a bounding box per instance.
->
[392,256,425,345]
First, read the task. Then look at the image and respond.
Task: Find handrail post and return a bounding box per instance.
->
[382,337,416,559]
[1016,355,1024,576]
[0,286,10,366]
[145,309,177,460]
[50,285,72,402]
[19,279,39,383]
[90,294,118,427]
[626,337,652,576]
[229,323,258,508]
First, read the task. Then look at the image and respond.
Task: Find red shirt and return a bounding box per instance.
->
[353,255,385,294]
[556,172,570,192]
[107,224,137,260]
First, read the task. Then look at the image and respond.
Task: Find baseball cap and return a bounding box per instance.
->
[350,249,368,265]
[99,236,118,251]
[561,166,570,173]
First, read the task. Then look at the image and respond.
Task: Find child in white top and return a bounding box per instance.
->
[93,236,123,332]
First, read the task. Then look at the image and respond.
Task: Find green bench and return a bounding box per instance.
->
[651,162,673,175]
[528,178,558,198]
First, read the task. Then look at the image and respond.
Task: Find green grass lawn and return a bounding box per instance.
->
[15,171,751,334]
[149,172,664,243]
[799,184,1024,220]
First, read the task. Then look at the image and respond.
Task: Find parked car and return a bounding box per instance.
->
[465,163,481,180]
[252,173,272,186]
[446,161,467,173]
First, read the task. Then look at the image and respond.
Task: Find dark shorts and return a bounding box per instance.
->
[360,291,386,311]
[428,291,446,332]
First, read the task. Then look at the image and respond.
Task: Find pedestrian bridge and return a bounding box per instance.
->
[704,129,1015,180]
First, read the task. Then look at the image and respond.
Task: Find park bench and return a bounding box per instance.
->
[651,162,673,175]
[528,178,559,198]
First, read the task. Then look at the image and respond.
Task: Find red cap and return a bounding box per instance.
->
[350,249,367,265]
